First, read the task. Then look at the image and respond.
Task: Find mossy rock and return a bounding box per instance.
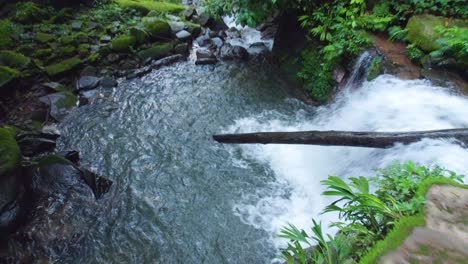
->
[12,1,48,24]
[114,0,185,14]
[34,154,73,167]
[35,32,54,44]
[0,19,20,48]
[35,48,53,59]
[137,43,173,61]
[18,44,35,56]
[130,27,149,44]
[0,66,19,88]
[0,50,30,69]
[59,36,78,46]
[406,15,468,52]
[0,127,21,175]
[110,35,136,52]
[60,46,77,57]
[44,57,82,76]
[142,17,171,38]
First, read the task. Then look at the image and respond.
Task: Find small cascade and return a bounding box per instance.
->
[342,51,375,90]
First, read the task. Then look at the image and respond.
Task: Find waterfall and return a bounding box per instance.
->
[227,73,468,249]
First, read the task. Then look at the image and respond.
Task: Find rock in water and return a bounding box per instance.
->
[176,30,192,42]
[100,77,118,88]
[76,76,100,91]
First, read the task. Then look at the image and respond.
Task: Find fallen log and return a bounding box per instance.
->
[213,128,468,149]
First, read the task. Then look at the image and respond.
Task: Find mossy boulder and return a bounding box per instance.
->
[44,57,82,76]
[142,17,171,38]
[137,43,173,61]
[39,91,77,121]
[0,50,30,69]
[0,20,19,48]
[110,35,136,52]
[12,2,48,24]
[406,15,468,52]
[60,46,77,57]
[0,66,19,88]
[114,0,185,14]
[35,32,54,44]
[0,127,20,175]
[130,27,149,44]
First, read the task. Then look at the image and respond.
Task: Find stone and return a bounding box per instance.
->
[196,49,216,59]
[100,77,118,88]
[168,21,186,33]
[195,35,214,48]
[211,37,224,49]
[194,13,212,27]
[71,20,83,30]
[110,35,136,52]
[166,14,181,22]
[176,30,192,42]
[219,44,249,61]
[226,27,241,39]
[42,82,65,92]
[0,66,19,88]
[151,54,184,69]
[81,169,113,199]
[107,53,120,63]
[76,76,100,91]
[142,17,171,38]
[100,35,112,42]
[58,150,80,163]
[35,32,54,43]
[333,67,346,84]
[80,65,98,77]
[0,51,30,69]
[17,136,56,157]
[260,25,278,39]
[137,43,173,61]
[129,27,148,44]
[195,58,218,65]
[248,42,269,55]
[39,92,77,121]
[126,66,152,80]
[174,43,189,55]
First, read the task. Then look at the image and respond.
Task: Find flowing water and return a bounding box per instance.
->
[58,57,468,263]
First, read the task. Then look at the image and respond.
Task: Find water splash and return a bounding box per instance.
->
[227,75,468,248]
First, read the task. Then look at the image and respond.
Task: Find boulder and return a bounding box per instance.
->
[248,42,268,55]
[168,21,186,33]
[195,50,217,65]
[110,35,136,52]
[39,91,77,121]
[0,51,30,69]
[137,43,173,61]
[174,43,189,55]
[142,17,171,38]
[126,66,152,79]
[195,35,214,48]
[211,37,224,49]
[129,27,149,44]
[100,77,118,88]
[76,76,100,91]
[219,44,249,61]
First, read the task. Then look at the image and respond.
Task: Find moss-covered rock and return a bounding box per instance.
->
[35,32,54,44]
[142,17,171,38]
[0,50,30,69]
[35,48,53,59]
[0,127,21,175]
[12,1,48,24]
[114,0,185,14]
[406,15,467,52]
[137,43,173,61]
[110,35,136,52]
[0,19,20,48]
[60,46,77,57]
[0,66,19,88]
[130,27,149,44]
[44,57,82,76]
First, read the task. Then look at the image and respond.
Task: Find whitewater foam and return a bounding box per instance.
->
[226,75,468,248]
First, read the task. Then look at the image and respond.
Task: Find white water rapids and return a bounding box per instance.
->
[226,74,468,249]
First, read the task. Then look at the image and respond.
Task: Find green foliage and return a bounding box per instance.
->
[406,43,424,62]
[0,127,21,175]
[432,26,468,64]
[279,161,465,263]
[0,19,22,48]
[388,26,407,41]
[297,50,333,103]
[367,57,382,81]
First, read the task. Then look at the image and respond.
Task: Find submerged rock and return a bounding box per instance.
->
[100,77,118,88]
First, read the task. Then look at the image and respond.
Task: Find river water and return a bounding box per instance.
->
[58,58,468,263]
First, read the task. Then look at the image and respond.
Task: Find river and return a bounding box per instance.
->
[58,58,468,263]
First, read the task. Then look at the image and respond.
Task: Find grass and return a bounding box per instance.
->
[360,178,468,263]
[114,0,185,14]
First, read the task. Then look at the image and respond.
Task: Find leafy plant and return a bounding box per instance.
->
[297,50,333,103]
[406,43,424,62]
[431,26,468,64]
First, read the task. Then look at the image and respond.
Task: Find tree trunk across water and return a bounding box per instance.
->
[213,129,468,149]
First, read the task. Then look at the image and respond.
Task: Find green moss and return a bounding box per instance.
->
[44,57,82,76]
[405,15,467,52]
[59,36,78,46]
[142,17,171,38]
[35,32,54,44]
[0,19,21,48]
[110,35,136,52]
[130,27,149,44]
[114,0,185,14]
[0,66,19,88]
[367,57,382,81]
[359,214,426,264]
[13,2,48,24]
[0,50,30,69]
[0,127,21,175]
[60,46,77,57]
[35,49,53,59]
[34,154,73,167]
[137,43,173,61]
[55,91,77,108]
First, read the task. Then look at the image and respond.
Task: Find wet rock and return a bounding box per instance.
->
[195,58,218,65]
[151,54,184,69]
[195,35,214,48]
[226,27,241,39]
[137,43,173,61]
[80,65,98,77]
[126,66,152,80]
[194,13,212,27]
[212,37,224,49]
[333,66,346,84]
[58,150,80,163]
[176,30,192,42]
[248,42,269,55]
[42,82,65,92]
[76,76,100,91]
[100,77,117,88]
[196,50,216,59]
[17,137,56,157]
[260,24,278,39]
[107,53,120,63]
[183,8,196,20]
[39,92,77,121]
[219,44,249,61]
[81,169,113,199]
[174,43,189,55]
